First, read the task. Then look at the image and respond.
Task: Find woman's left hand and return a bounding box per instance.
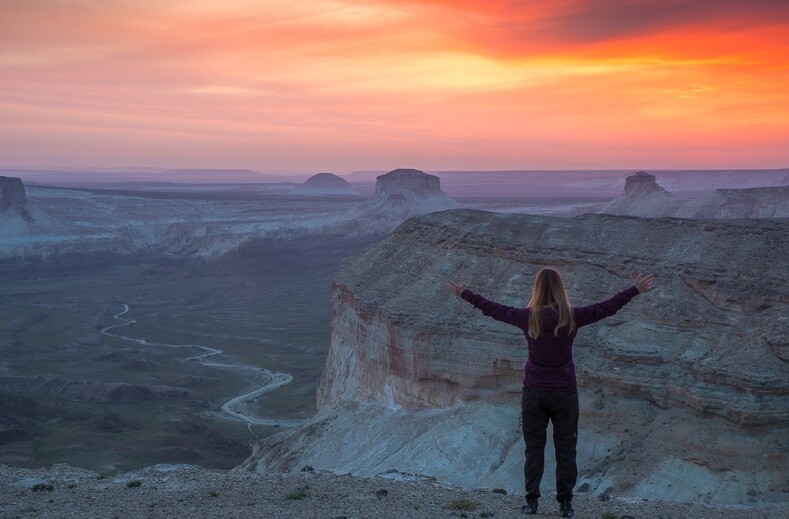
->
[633,272,656,293]
[447,276,466,297]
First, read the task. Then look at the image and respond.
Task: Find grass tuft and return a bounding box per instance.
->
[285,484,309,500]
[446,498,479,511]
[126,480,142,488]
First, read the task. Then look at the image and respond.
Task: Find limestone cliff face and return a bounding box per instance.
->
[318,210,787,424]
[250,210,788,504]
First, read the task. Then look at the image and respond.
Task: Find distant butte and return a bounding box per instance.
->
[293,173,359,195]
[623,171,667,196]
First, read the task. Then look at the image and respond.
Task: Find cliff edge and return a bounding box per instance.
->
[242,210,788,505]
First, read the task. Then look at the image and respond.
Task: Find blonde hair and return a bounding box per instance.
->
[526,268,575,339]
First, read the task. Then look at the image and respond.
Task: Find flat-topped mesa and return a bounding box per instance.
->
[293,173,359,195]
[0,176,28,212]
[374,168,441,196]
[340,168,458,233]
[623,171,667,196]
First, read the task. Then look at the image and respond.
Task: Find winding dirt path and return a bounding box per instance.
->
[100,304,302,430]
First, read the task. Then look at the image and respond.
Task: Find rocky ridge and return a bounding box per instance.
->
[575,171,788,218]
[676,186,789,218]
[244,210,788,504]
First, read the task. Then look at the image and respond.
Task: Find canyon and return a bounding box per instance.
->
[3,170,787,504]
[242,209,788,505]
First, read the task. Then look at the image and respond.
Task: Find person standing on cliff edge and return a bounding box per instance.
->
[447,268,655,518]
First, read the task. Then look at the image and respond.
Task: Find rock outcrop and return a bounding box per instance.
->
[292,173,359,196]
[0,176,28,213]
[244,210,788,505]
[342,169,458,232]
[0,176,62,237]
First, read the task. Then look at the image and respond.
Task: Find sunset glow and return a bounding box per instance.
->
[1,0,788,173]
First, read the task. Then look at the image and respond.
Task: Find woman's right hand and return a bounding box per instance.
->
[447,276,466,297]
[633,272,656,293]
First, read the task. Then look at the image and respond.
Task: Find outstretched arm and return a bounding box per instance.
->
[447,277,527,328]
[574,272,656,327]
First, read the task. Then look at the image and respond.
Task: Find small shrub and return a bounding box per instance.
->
[374,488,388,499]
[209,491,220,497]
[479,512,494,518]
[286,485,309,500]
[602,513,617,519]
[447,498,479,511]
[67,483,77,489]
[126,480,142,488]
[32,483,54,492]
[460,513,469,519]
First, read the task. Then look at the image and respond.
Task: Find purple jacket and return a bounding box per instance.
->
[461,286,640,390]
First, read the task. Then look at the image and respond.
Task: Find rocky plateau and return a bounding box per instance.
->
[242,209,788,505]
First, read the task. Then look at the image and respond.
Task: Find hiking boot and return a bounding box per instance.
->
[521,498,538,514]
[559,499,574,518]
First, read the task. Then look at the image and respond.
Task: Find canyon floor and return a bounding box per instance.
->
[2,463,785,519]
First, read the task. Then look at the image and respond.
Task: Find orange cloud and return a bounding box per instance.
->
[0,0,787,171]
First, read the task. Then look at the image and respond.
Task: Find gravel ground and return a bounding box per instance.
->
[0,464,785,519]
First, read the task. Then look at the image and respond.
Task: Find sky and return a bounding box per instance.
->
[1,0,788,175]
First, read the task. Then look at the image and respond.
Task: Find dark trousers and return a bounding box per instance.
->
[521,386,579,502]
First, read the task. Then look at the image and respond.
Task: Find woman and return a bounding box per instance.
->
[447,268,654,518]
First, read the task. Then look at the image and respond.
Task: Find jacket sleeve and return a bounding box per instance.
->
[574,286,640,327]
[461,289,528,329]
